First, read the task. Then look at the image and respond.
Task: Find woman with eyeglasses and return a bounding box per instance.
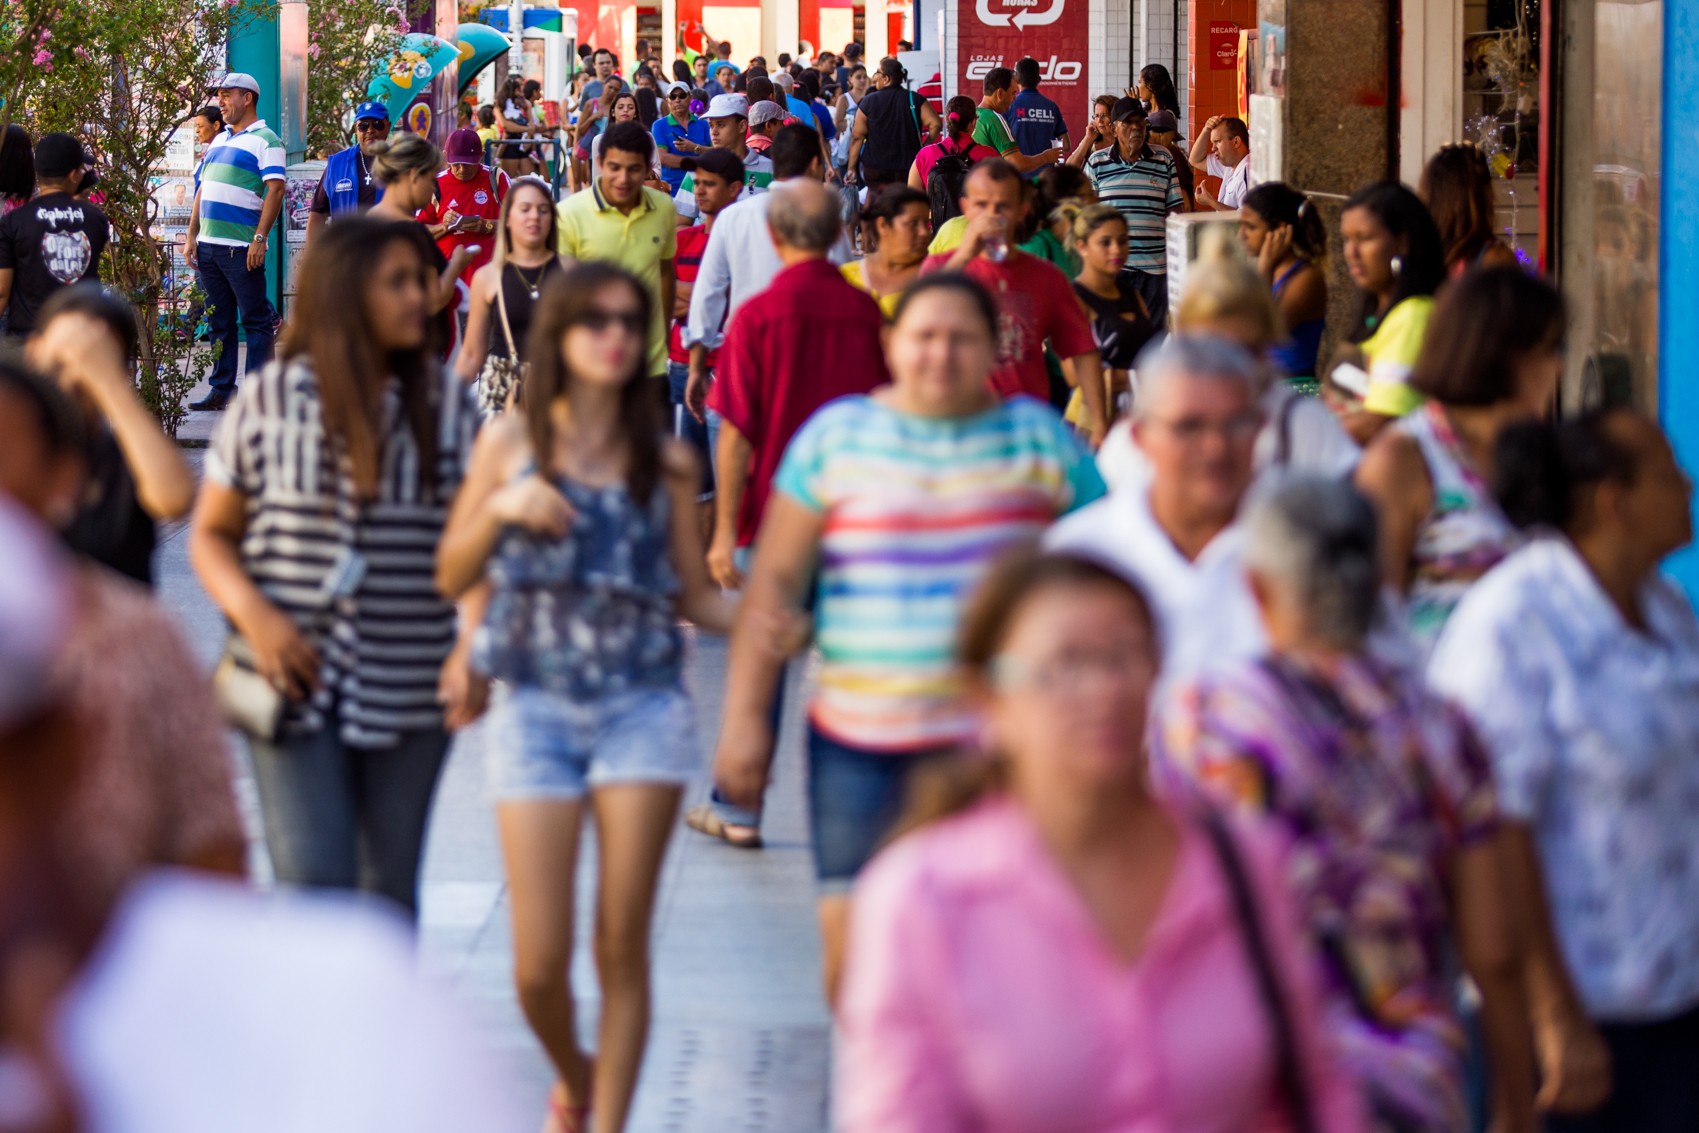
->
[457,177,570,415]
[437,263,732,1133]
[837,549,1364,1132]
[713,274,1105,1006]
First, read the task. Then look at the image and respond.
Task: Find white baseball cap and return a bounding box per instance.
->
[215,72,261,95]
[748,100,788,128]
[703,93,750,120]
[662,80,691,96]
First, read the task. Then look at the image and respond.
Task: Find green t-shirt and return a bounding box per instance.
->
[973,106,1017,155]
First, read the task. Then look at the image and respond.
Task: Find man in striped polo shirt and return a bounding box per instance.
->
[186,72,285,411]
[1085,96,1186,327]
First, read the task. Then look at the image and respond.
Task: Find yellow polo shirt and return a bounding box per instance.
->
[557,183,678,376]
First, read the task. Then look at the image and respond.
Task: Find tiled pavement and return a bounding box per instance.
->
[162,377,832,1132]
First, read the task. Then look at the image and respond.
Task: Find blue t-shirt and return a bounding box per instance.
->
[1009,89,1068,157]
[652,114,711,190]
[785,93,815,129]
[808,100,837,141]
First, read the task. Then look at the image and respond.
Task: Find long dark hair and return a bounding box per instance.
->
[633,87,660,128]
[1410,266,1564,406]
[277,218,440,500]
[1343,181,1445,343]
[893,549,1160,838]
[1420,143,1500,268]
[1139,64,1180,117]
[0,124,34,202]
[523,263,662,503]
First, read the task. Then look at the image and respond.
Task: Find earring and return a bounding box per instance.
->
[1390,255,1404,277]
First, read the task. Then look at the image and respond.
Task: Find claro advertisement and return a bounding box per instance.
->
[954,0,1090,119]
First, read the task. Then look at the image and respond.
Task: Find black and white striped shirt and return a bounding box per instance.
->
[207,357,479,748]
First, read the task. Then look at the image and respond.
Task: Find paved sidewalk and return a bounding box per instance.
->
[155,458,832,1132]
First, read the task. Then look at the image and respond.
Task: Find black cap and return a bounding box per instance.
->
[1110,96,1148,123]
[682,147,745,185]
[35,132,87,179]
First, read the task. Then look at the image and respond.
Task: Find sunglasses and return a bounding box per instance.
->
[355,119,389,133]
[667,91,691,99]
[577,309,644,335]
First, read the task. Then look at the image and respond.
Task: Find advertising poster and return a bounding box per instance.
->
[955,0,1089,124]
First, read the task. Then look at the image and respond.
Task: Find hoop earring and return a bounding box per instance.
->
[1390,255,1404,277]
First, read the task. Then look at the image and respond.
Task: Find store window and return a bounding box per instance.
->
[1561,0,1662,412]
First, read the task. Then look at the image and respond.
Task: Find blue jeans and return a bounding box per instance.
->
[808,726,949,892]
[667,360,713,498]
[247,718,450,920]
[197,242,275,394]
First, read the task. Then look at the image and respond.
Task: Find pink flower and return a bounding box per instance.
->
[32,48,52,66]
[73,45,87,59]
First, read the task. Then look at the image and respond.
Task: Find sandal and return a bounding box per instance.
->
[544,1074,593,1133]
[684,802,763,849]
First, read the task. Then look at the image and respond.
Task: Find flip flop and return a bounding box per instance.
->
[543,1073,592,1133]
[684,802,763,849]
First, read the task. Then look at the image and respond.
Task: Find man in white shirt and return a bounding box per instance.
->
[1189,114,1254,211]
[683,123,851,418]
[1047,337,1267,679]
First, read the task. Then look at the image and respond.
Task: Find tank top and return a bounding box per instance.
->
[855,85,925,174]
[1269,261,1325,379]
[488,259,563,361]
[1396,402,1520,656]
[478,469,683,700]
[1072,280,1156,370]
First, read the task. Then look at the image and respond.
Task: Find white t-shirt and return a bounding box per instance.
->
[52,871,524,1133]
[1207,151,1254,210]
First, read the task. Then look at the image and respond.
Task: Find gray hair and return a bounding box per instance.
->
[767,180,841,254]
[1132,334,1264,420]
[1242,475,1381,648]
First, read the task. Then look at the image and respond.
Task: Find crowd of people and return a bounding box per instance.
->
[0,34,1695,1133]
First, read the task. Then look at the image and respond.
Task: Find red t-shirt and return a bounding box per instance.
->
[911,138,1000,188]
[706,258,890,546]
[415,167,509,285]
[670,224,717,367]
[920,249,1097,400]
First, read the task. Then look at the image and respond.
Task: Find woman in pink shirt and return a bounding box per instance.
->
[908,95,1000,195]
[837,550,1366,1133]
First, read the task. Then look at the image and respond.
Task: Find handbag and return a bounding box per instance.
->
[212,634,285,741]
[1200,811,1321,1133]
[478,266,527,417]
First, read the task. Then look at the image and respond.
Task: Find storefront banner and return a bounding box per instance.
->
[955,0,1089,123]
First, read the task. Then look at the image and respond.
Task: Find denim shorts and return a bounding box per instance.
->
[807,725,949,893]
[486,684,698,800]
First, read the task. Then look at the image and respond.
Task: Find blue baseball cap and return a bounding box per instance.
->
[355,101,390,123]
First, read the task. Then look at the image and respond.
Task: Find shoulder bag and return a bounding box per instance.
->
[477,267,526,416]
[1200,811,1321,1133]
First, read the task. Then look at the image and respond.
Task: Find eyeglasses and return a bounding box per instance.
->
[1146,410,1261,443]
[577,309,644,335]
[355,119,388,133]
[988,644,1155,695]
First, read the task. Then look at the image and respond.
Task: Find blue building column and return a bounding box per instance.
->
[1662,0,1699,593]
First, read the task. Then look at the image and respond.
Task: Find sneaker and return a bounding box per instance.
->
[189,391,232,411]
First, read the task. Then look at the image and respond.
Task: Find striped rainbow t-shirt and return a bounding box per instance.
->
[772,394,1106,753]
[197,120,286,247]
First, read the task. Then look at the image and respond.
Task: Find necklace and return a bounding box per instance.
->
[356,148,371,187]
[511,260,549,300]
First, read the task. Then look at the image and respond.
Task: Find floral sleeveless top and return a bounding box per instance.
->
[477,471,682,700]
[1397,402,1520,658]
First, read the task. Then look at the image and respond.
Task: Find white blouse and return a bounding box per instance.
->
[1429,535,1699,1022]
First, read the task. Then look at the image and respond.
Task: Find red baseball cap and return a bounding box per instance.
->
[445,128,484,164]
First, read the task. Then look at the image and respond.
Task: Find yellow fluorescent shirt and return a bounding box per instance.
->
[927,214,967,255]
[557,184,679,376]
[1360,296,1435,417]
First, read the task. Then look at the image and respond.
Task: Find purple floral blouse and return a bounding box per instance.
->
[1150,651,1499,1133]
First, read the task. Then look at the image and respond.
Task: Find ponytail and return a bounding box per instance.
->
[1494,412,1638,533]
[943,95,977,145]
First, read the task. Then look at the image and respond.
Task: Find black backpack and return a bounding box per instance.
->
[925,140,976,232]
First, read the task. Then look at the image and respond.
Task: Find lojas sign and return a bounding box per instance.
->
[956,0,1090,125]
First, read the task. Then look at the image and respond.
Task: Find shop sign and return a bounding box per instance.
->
[956,0,1089,114]
[1211,21,1240,70]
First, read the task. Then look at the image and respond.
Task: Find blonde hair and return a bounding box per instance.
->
[1069,202,1125,244]
[367,132,442,187]
[1174,239,1284,352]
[492,175,559,269]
